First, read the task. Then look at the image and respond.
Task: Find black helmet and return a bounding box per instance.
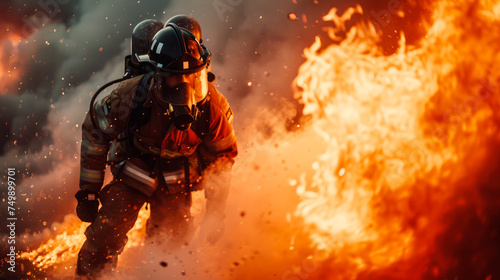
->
[131,19,164,64]
[166,14,216,83]
[147,23,211,75]
[165,14,202,42]
[138,22,211,131]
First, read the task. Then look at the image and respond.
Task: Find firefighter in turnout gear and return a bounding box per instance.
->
[75,15,237,279]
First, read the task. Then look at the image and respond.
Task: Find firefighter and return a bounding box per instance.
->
[75,15,237,279]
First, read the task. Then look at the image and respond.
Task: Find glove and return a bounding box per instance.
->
[201,213,225,245]
[75,190,99,223]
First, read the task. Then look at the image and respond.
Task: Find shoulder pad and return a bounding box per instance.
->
[207,82,231,114]
[207,82,233,123]
[114,75,146,101]
[98,75,148,132]
[107,75,148,114]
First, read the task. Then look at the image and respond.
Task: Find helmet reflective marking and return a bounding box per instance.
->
[156,42,164,54]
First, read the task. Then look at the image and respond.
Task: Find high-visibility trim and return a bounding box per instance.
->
[80,167,104,184]
[226,108,233,124]
[93,102,112,133]
[156,42,164,54]
[160,147,197,158]
[205,130,236,152]
[103,103,109,116]
[149,147,161,154]
[122,161,157,189]
[162,167,199,185]
[133,136,161,155]
[81,139,108,156]
[163,169,184,183]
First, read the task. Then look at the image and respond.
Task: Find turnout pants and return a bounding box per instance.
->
[76,180,192,278]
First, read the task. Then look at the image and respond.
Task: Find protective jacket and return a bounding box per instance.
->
[79,74,237,196]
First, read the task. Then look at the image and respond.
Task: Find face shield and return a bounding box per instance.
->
[140,23,211,131]
[153,71,204,131]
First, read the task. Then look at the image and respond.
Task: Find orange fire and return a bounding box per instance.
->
[19,206,150,271]
[293,0,500,279]
[0,33,22,94]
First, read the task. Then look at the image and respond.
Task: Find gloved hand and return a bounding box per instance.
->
[201,213,225,245]
[75,190,99,223]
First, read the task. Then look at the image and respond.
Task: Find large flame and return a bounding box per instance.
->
[293,0,500,278]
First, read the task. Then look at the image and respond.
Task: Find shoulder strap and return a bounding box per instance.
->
[192,93,212,171]
[115,73,154,142]
[129,72,154,131]
[191,92,211,140]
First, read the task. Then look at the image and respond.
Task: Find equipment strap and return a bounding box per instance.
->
[129,72,154,131]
